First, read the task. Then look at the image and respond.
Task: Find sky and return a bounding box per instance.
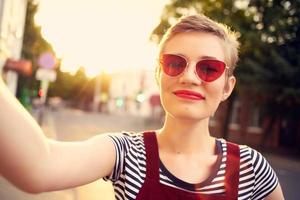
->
[35,0,169,77]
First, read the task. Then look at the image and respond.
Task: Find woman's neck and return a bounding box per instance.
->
[157,115,216,156]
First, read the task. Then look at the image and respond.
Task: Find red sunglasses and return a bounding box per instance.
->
[160,54,228,82]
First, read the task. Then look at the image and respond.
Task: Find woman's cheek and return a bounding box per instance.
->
[204,84,224,113]
[160,78,173,108]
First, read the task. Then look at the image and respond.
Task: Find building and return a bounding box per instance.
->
[0,0,28,95]
[108,68,160,117]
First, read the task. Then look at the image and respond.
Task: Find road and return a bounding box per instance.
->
[1,107,299,199]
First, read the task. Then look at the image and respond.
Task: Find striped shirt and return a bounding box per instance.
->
[104,132,278,200]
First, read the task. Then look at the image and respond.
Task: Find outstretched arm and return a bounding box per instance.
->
[265,183,285,200]
[0,78,116,193]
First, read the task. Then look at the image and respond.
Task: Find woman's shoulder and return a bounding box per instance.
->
[217,138,277,174]
[106,131,144,141]
[218,138,259,152]
[106,131,145,150]
[218,138,279,195]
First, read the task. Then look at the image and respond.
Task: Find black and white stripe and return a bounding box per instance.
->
[104,132,278,200]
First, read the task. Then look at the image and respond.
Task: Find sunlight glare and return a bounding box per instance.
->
[35,0,169,77]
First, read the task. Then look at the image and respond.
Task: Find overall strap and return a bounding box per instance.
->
[225,142,240,199]
[143,132,160,181]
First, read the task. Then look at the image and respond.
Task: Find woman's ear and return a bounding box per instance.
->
[222,76,236,101]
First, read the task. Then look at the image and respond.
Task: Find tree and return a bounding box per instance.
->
[48,66,97,110]
[19,0,54,106]
[150,0,300,150]
[22,0,53,64]
[245,0,300,149]
[20,1,110,112]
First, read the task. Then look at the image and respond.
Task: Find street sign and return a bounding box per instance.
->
[38,52,56,69]
[35,68,57,82]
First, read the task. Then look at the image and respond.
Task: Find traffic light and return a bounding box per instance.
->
[136,92,145,103]
[38,88,44,98]
[136,90,145,103]
[116,97,124,107]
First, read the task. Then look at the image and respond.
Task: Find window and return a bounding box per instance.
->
[209,115,217,127]
[247,102,263,133]
[229,100,241,130]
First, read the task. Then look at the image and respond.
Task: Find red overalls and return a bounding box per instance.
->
[136,132,240,200]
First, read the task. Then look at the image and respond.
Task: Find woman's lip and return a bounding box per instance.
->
[173,90,205,100]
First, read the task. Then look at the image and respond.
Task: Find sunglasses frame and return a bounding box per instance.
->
[160,54,229,83]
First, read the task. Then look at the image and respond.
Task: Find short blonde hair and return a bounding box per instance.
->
[157,14,240,78]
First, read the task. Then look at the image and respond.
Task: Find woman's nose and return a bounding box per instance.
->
[178,62,202,85]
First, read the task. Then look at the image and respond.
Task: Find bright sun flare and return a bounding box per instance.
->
[35,0,169,77]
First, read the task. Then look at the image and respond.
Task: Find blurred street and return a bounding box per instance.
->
[1,107,300,200]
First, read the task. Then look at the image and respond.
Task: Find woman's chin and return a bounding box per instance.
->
[167,111,210,122]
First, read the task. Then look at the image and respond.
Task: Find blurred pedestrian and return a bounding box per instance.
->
[0,14,284,199]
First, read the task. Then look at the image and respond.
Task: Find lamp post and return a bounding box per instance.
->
[93,73,101,112]
[36,52,57,125]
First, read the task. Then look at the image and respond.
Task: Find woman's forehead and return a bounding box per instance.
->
[162,32,226,62]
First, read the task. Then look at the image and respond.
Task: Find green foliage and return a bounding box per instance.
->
[20,0,111,109]
[48,67,111,110]
[152,0,299,101]
[22,0,54,71]
[18,0,54,100]
[151,0,299,93]
[49,67,93,101]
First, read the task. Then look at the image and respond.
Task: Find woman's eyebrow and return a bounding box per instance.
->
[199,55,219,60]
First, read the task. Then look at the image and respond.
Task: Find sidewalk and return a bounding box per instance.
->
[263,151,300,173]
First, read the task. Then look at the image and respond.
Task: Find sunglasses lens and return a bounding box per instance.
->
[161,54,186,77]
[196,60,226,82]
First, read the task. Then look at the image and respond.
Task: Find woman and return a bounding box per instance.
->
[0,14,284,199]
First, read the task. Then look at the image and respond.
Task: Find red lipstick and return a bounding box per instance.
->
[173,90,205,101]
